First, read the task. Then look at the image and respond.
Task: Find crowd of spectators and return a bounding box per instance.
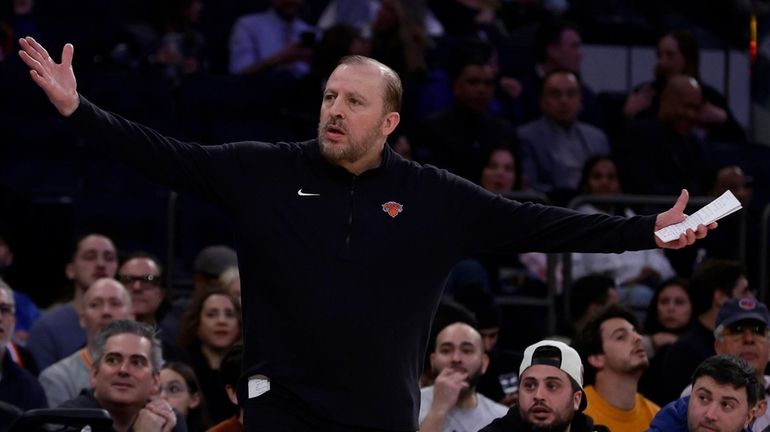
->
[0,0,769,430]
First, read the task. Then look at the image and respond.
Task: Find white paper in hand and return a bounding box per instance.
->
[654,191,742,243]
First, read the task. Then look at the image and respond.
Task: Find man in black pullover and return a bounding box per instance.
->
[19,36,712,432]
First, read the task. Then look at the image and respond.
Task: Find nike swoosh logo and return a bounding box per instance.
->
[297,189,320,197]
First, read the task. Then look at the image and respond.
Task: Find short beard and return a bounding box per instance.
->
[522,400,576,432]
[458,368,484,400]
[318,117,384,165]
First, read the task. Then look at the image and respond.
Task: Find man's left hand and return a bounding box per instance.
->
[654,189,716,249]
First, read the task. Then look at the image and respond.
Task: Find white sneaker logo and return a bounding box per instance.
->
[297,189,320,197]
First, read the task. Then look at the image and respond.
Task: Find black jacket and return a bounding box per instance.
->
[68,96,656,431]
[480,406,609,432]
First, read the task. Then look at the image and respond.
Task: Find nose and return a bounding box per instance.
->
[533,384,546,400]
[326,97,345,119]
[742,329,756,343]
[703,401,719,421]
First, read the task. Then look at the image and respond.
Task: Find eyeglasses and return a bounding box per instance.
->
[723,322,770,338]
[0,303,15,318]
[159,382,189,396]
[117,274,161,287]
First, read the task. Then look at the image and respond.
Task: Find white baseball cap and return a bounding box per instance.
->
[520,339,587,411]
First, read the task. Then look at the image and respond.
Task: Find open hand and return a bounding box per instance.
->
[18,37,79,116]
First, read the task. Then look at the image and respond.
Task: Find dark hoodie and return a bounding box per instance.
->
[479,405,608,432]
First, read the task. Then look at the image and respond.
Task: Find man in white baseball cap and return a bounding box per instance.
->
[480,339,608,432]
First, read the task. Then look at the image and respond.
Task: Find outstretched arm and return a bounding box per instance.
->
[18,37,79,116]
[654,189,716,249]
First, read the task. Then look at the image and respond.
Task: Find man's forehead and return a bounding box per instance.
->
[105,333,151,355]
[328,63,384,88]
[600,317,633,335]
[437,323,482,347]
[693,376,747,403]
[522,364,570,382]
[78,235,115,253]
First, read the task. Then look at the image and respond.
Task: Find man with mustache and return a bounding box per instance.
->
[19,36,713,431]
[572,304,660,432]
[680,297,770,431]
[481,339,606,432]
[419,322,507,432]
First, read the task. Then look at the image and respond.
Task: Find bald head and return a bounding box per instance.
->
[435,322,484,351]
[81,278,134,342]
[659,74,702,134]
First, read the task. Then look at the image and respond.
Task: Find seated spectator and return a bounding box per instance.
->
[28,233,118,370]
[622,75,708,196]
[419,322,507,431]
[0,278,46,411]
[648,354,765,432]
[117,253,185,361]
[454,288,522,407]
[38,278,133,408]
[59,320,184,432]
[513,18,604,129]
[571,156,676,316]
[207,342,243,432]
[480,340,604,432]
[517,71,610,203]
[179,286,241,424]
[638,278,693,405]
[415,38,517,182]
[228,0,314,78]
[680,297,770,431]
[565,274,619,339]
[161,362,211,431]
[623,30,746,145]
[572,304,660,432]
[660,259,751,405]
[164,245,238,348]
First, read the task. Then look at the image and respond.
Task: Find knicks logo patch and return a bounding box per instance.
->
[382,201,403,218]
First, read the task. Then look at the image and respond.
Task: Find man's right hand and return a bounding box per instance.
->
[18,37,80,117]
[431,367,469,413]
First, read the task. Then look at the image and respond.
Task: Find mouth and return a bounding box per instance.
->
[529,406,552,420]
[323,122,347,141]
[112,382,134,391]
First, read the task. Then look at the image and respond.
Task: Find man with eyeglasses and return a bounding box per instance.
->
[680,297,770,431]
[0,278,47,411]
[117,254,187,362]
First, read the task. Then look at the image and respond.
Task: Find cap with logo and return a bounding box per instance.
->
[519,339,587,411]
[716,297,770,329]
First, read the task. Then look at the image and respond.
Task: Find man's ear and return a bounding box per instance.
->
[587,353,605,370]
[748,399,767,427]
[573,390,582,411]
[480,353,490,375]
[65,262,75,280]
[151,372,161,395]
[381,112,400,136]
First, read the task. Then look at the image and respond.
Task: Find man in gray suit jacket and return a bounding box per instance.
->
[517,70,610,199]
